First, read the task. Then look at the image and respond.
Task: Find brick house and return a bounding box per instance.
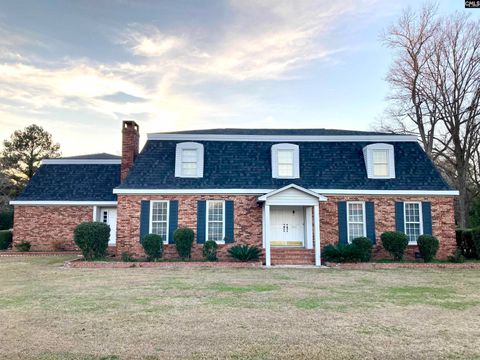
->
[11,121,458,265]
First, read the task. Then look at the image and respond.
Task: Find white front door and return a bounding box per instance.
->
[270,206,304,247]
[99,208,117,245]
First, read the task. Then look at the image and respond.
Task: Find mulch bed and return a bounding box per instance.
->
[64,258,263,269]
[0,251,81,257]
[325,262,480,269]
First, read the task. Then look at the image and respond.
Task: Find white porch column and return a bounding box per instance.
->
[305,206,313,249]
[92,206,98,222]
[265,204,271,267]
[314,204,321,267]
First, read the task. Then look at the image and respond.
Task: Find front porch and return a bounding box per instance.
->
[258,184,327,267]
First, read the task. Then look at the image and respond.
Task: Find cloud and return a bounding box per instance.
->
[0,0,381,155]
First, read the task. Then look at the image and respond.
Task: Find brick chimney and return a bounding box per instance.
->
[121,120,139,181]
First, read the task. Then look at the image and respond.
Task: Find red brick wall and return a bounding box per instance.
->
[12,206,93,251]
[116,195,263,260]
[117,194,456,261]
[319,195,456,260]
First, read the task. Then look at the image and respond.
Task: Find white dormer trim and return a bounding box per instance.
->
[271,143,300,179]
[175,142,204,178]
[363,143,395,179]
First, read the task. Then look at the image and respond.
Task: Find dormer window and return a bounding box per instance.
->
[271,143,300,179]
[363,143,395,179]
[175,142,204,178]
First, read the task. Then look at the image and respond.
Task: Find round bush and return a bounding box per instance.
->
[141,234,163,261]
[74,222,110,261]
[351,237,373,262]
[322,244,341,262]
[0,210,13,230]
[203,240,218,261]
[417,234,439,262]
[0,230,13,250]
[174,227,194,259]
[381,231,409,261]
[15,241,31,252]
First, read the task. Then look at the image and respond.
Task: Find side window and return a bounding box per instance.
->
[271,143,300,178]
[404,202,422,244]
[150,201,169,243]
[347,202,366,243]
[175,142,204,178]
[206,200,225,243]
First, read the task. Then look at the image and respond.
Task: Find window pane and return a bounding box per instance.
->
[182,162,197,176]
[373,149,388,163]
[405,203,420,222]
[373,164,389,177]
[277,150,293,164]
[348,223,364,242]
[278,164,293,177]
[207,201,224,242]
[151,202,168,241]
[405,223,420,243]
[182,149,197,162]
[348,203,363,222]
[347,203,365,242]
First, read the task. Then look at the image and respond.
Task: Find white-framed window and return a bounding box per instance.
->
[149,200,169,244]
[347,201,366,243]
[175,142,204,178]
[404,202,423,244]
[271,143,300,178]
[206,200,225,243]
[363,143,395,179]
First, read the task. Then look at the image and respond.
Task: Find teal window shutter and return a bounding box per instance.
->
[365,201,376,244]
[197,200,206,244]
[337,201,347,244]
[395,202,405,232]
[225,200,234,243]
[422,202,432,235]
[140,200,150,242]
[168,200,178,244]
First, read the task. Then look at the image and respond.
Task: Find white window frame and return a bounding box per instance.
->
[206,200,225,244]
[404,201,423,245]
[271,143,300,179]
[363,143,395,179]
[149,200,170,244]
[346,201,366,244]
[175,142,204,178]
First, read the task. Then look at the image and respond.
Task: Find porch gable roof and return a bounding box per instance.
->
[257,184,327,203]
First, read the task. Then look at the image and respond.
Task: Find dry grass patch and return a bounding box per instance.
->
[1,257,480,359]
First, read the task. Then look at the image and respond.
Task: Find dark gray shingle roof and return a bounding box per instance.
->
[153,128,393,136]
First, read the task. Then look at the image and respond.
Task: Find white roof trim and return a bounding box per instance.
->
[258,184,327,201]
[113,188,459,196]
[147,134,418,142]
[10,201,118,206]
[41,159,121,165]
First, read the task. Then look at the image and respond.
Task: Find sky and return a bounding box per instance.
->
[0,0,475,156]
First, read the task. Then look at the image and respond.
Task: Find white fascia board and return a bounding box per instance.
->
[113,188,459,196]
[257,184,327,201]
[113,189,272,195]
[312,189,459,196]
[147,134,418,142]
[41,159,121,165]
[10,200,118,206]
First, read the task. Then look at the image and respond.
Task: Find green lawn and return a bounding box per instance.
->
[1,256,480,360]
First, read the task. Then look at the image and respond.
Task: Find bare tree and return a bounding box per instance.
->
[382,4,480,227]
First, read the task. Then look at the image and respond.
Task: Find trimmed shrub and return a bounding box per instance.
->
[351,237,373,262]
[174,227,194,259]
[141,234,163,261]
[417,234,439,262]
[381,231,409,261]
[74,221,110,261]
[0,230,13,250]
[0,209,13,230]
[228,244,261,262]
[448,248,465,263]
[203,240,218,261]
[472,227,480,259]
[15,241,31,252]
[323,238,373,263]
[121,251,135,262]
[456,228,477,259]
